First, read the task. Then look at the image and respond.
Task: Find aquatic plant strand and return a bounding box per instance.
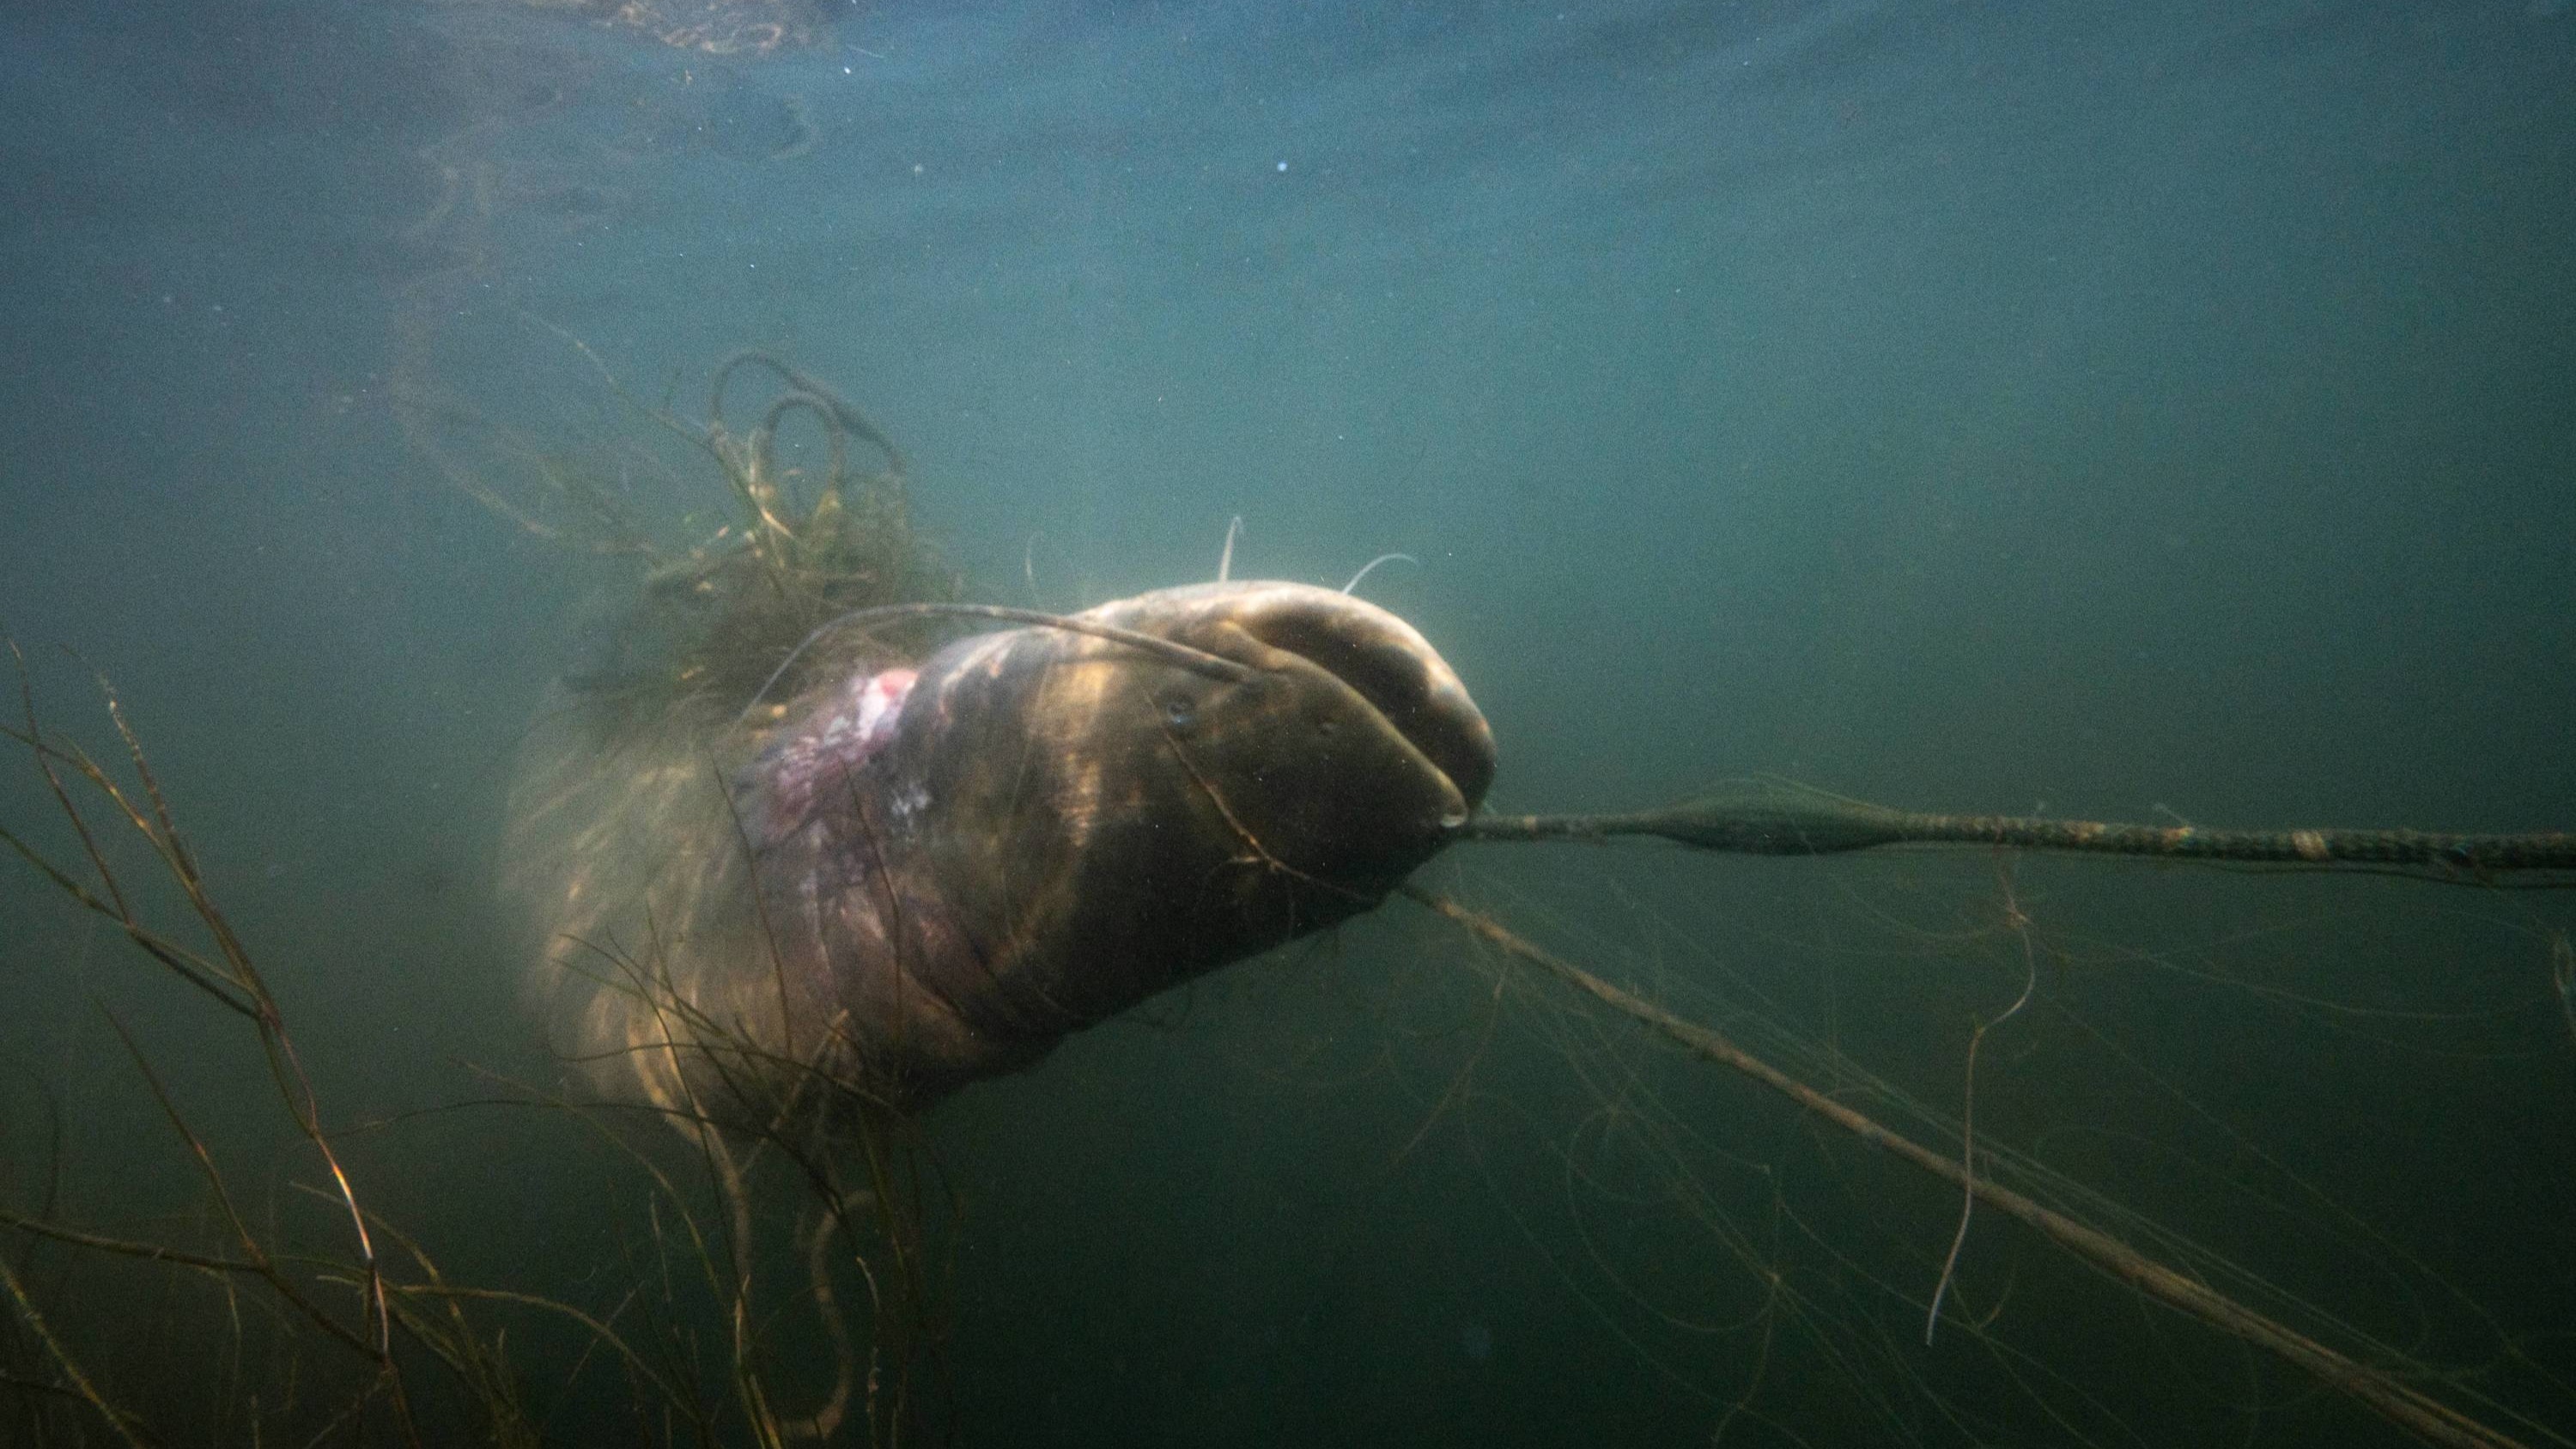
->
[1465,784,2576,880]
[2,643,426,1442]
[1404,885,2537,1449]
[738,601,1255,726]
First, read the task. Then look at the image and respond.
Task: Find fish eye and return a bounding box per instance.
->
[1162,694,1197,729]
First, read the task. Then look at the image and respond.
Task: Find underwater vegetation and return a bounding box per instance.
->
[2,350,2572,1447]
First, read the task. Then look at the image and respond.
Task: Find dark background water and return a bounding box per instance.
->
[2,0,2572,1443]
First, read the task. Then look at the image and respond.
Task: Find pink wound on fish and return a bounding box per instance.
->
[748,668,919,843]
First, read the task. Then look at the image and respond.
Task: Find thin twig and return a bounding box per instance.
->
[0,1254,145,1448]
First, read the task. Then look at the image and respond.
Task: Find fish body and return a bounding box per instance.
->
[511,581,1496,1123]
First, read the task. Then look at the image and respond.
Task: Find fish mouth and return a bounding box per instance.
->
[1085,580,1498,831]
[1218,586,1498,818]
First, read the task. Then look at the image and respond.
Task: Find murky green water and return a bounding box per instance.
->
[2,1,2571,1443]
